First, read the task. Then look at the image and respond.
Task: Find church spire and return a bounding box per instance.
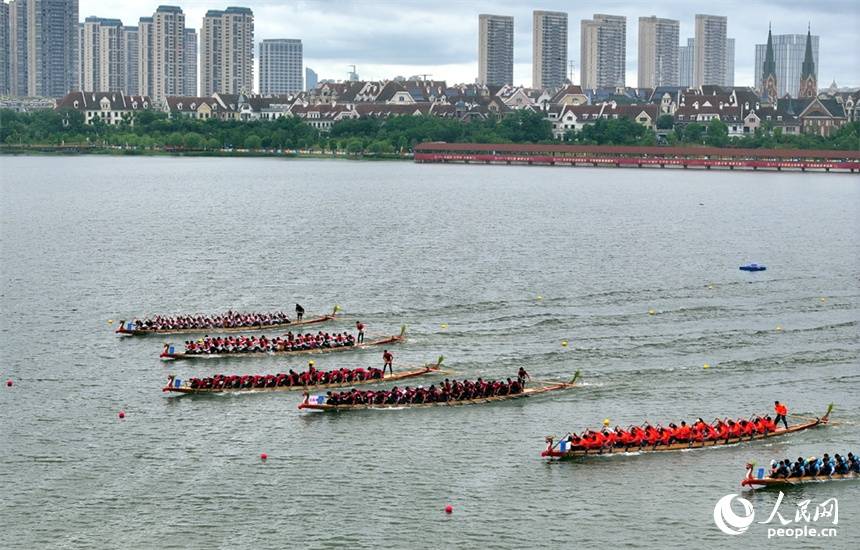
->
[761,24,778,102]
[799,25,817,98]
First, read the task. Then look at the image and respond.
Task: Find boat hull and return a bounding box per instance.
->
[543,415,828,460]
[742,472,858,488]
[298,381,575,411]
[163,363,445,394]
[117,313,336,336]
[161,335,403,360]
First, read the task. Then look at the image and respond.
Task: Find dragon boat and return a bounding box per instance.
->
[163,357,446,395]
[159,326,405,360]
[116,306,338,336]
[542,405,832,460]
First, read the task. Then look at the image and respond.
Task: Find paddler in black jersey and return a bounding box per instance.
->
[295,304,304,321]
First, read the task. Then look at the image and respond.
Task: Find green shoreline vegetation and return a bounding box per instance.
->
[1,108,858,156]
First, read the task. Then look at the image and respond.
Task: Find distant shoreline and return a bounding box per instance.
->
[0,145,410,161]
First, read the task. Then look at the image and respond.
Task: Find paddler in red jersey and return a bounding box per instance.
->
[355,321,365,343]
[674,421,692,443]
[774,401,789,429]
[382,350,394,375]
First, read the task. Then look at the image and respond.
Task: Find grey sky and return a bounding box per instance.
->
[80,0,860,90]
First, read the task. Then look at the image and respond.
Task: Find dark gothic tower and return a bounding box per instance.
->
[761,24,778,102]
[799,25,817,98]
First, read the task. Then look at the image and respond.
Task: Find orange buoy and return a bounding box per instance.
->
[260,452,268,461]
[118,410,125,419]
[445,505,453,514]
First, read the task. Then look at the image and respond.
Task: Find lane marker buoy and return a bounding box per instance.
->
[118,410,125,419]
[445,505,453,514]
[561,340,568,347]
[703,363,710,369]
[260,453,268,461]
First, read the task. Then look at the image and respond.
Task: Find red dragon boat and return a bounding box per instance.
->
[542,405,832,460]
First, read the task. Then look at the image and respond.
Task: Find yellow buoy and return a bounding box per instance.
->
[440,323,448,329]
[308,360,315,367]
[703,363,710,369]
[708,284,714,289]
[648,309,656,316]
[561,340,568,347]
[536,295,543,301]
[107,319,114,325]
[603,418,610,426]
[820,297,827,303]
[776,325,782,331]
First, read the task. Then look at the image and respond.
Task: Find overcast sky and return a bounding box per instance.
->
[80,0,859,90]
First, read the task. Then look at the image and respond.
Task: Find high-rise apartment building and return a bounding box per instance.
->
[82,17,125,92]
[581,14,626,89]
[183,27,197,96]
[200,6,254,96]
[27,0,79,97]
[679,37,694,88]
[725,38,735,87]
[0,1,9,95]
[259,38,303,94]
[693,14,727,87]
[9,0,28,96]
[754,33,820,97]
[305,67,317,91]
[637,16,678,88]
[478,14,514,86]
[532,10,567,89]
[152,5,185,104]
[138,16,153,98]
[122,26,138,95]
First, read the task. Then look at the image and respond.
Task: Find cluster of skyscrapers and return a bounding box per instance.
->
[0,2,307,101]
[479,11,818,94]
[0,3,826,102]
[480,11,743,90]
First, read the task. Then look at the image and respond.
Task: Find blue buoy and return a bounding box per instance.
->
[740,263,767,272]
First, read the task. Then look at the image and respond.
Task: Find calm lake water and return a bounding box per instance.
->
[1,156,858,549]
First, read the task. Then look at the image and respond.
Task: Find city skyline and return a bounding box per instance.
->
[60,0,860,91]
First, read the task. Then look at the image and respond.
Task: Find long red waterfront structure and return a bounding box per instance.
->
[414,143,860,173]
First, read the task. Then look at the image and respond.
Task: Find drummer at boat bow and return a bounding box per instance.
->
[355,321,365,343]
[560,414,780,451]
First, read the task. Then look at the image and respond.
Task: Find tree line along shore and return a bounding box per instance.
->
[1,108,858,157]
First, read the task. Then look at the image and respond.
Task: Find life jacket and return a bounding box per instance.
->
[775,403,788,416]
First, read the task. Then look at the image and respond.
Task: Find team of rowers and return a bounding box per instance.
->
[769,453,860,477]
[562,415,787,451]
[181,331,356,354]
[185,364,385,390]
[130,309,294,330]
[320,369,531,405]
